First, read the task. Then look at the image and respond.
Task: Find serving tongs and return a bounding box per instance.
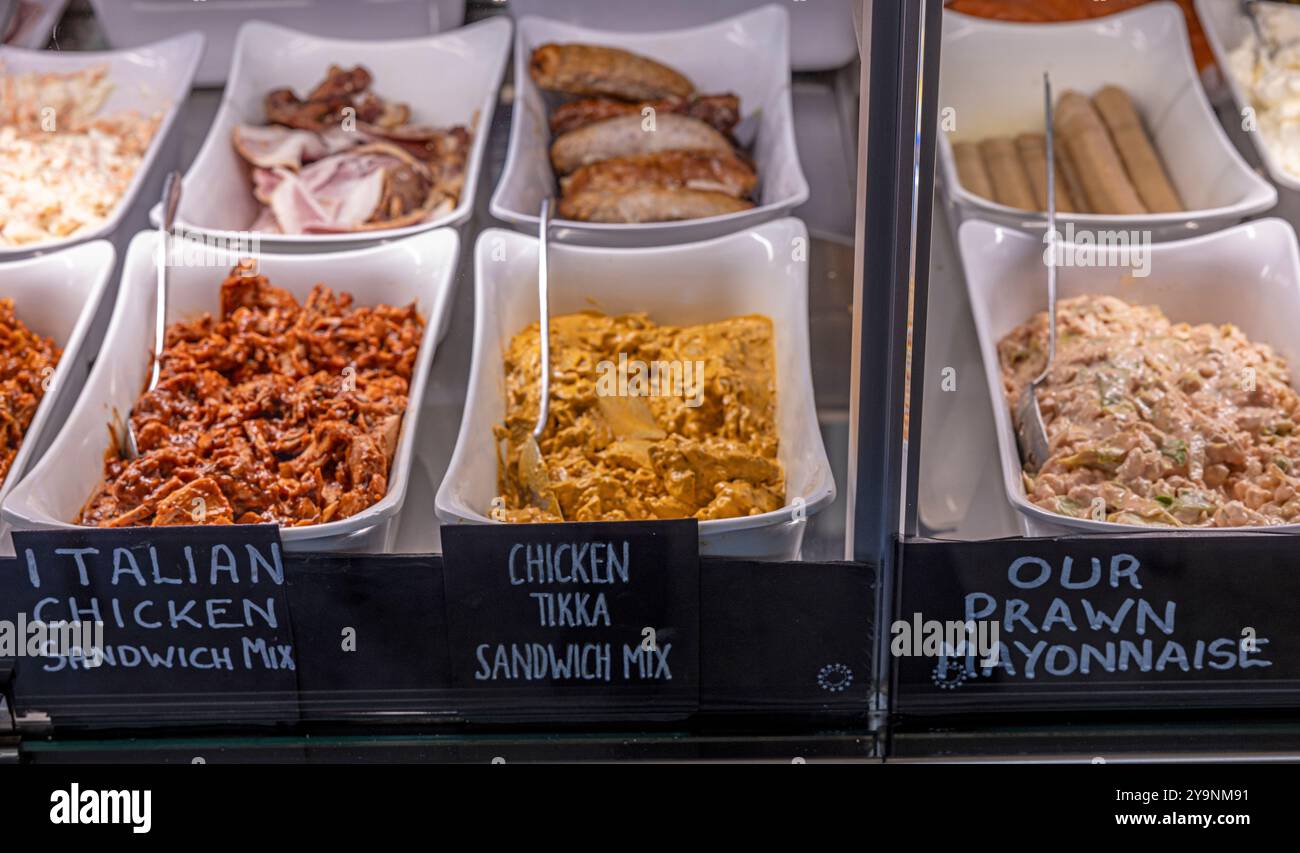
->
[1014,75,1057,473]
[116,171,182,462]
[518,197,564,519]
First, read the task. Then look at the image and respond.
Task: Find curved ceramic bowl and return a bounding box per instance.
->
[959,216,1300,537]
[0,240,115,555]
[1197,0,1300,192]
[506,0,856,72]
[0,241,115,501]
[153,18,511,250]
[490,6,809,247]
[0,32,204,259]
[938,3,1275,236]
[436,217,835,560]
[3,228,461,553]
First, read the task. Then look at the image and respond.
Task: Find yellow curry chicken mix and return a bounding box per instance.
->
[495,311,785,522]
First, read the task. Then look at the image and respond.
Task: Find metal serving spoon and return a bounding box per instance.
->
[118,171,182,461]
[517,197,563,519]
[1014,74,1057,473]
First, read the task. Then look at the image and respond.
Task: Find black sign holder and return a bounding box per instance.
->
[4,526,300,726]
[896,534,1300,715]
[441,519,700,722]
[0,524,874,729]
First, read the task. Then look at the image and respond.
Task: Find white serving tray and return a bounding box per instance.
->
[88,0,464,87]
[0,32,204,259]
[1197,0,1300,192]
[959,216,1300,537]
[0,240,116,553]
[506,0,856,72]
[435,217,835,560]
[2,227,461,553]
[938,3,1275,236]
[154,17,511,251]
[490,6,810,247]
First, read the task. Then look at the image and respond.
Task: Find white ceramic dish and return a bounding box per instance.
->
[0,240,116,553]
[155,18,511,250]
[89,0,464,87]
[4,0,68,49]
[938,4,1275,236]
[507,0,856,72]
[2,228,461,553]
[435,218,835,560]
[490,6,810,247]
[1197,0,1300,192]
[0,32,204,259]
[959,216,1300,537]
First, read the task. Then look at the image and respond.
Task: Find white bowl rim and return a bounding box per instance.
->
[436,217,837,536]
[938,3,1278,226]
[488,5,812,236]
[1194,0,1300,193]
[961,214,1300,534]
[0,239,116,503]
[152,16,513,244]
[1,227,461,541]
[0,31,206,258]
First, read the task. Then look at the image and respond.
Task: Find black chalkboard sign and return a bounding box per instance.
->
[4,526,298,726]
[701,559,872,715]
[441,520,700,721]
[0,520,873,727]
[896,535,1300,713]
[286,553,454,721]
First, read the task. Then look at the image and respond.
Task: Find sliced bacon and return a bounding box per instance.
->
[233,124,329,170]
[254,143,438,233]
[234,123,364,171]
[264,169,334,234]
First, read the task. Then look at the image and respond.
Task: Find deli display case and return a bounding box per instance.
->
[2,0,1300,780]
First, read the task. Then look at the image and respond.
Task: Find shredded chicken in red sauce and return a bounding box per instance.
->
[1000,295,1300,527]
[0,298,60,486]
[78,265,424,527]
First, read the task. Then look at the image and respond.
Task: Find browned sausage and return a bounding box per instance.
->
[561,150,757,199]
[952,141,994,201]
[529,43,694,100]
[549,93,741,137]
[1091,86,1183,213]
[550,113,733,175]
[979,137,1036,211]
[1054,136,1089,214]
[1054,90,1146,215]
[558,187,753,223]
[1014,133,1077,213]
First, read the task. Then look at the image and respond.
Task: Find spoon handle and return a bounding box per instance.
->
[1030,74,1058,389]
[533,197,553,442]
[148,172,183,393]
